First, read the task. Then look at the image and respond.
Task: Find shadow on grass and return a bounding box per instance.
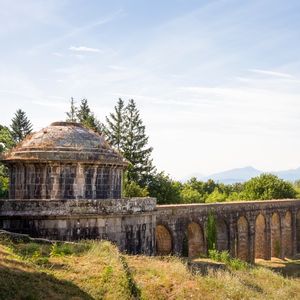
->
[256,258,300,278]
[0,258,93,300]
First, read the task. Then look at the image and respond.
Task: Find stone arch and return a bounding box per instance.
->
[255,213,267,259]
[283,211,293,257]
[187,222,205,258]
[237,216,249,262]
[271,212,281,258]
[216,219,229,251]
[155,225,172,255]
[297,210,300,253]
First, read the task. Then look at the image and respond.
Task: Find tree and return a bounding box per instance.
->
[0,125,15,198]
[122,99,154,186]
[104,98,125,151]
[76,99,103,133]
[180,185,203,203]
[205,188,227,203]
[66,97,78,122]
[10,109,33,143]
[241,174,296,200]
[147,172,182,204]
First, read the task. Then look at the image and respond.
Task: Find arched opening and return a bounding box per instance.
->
[271,213,281,258]
[155,225,172,255]
[255,214,267,259]
[187,222,205,258]
[283,211,293,257]
[297,210,300,253]
[237,216,249,262]
[216,219,229,252]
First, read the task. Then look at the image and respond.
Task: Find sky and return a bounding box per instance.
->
[1,0,300,180]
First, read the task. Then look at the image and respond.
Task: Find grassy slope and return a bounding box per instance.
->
[0,239,300,300]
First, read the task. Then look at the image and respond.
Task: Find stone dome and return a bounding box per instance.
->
[2,121,127,166]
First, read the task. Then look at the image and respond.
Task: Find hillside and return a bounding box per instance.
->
[0,235,300,300]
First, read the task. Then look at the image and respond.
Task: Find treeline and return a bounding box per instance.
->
[0,99,299,203]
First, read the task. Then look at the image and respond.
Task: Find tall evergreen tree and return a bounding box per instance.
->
[66,97,78,122]
[104,98,125,151]
[76,99,103,133]
[10,109,33,143]
[122,99,154,185]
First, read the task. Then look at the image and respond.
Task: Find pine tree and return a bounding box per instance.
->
[76,99,103,133]
[122,99,154,185]
[104,98,125,151]
[66,97,78,122]
[10,109,33,143]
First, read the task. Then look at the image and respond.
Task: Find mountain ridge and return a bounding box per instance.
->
[184,166,300,184]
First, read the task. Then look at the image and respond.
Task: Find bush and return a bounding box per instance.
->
[241,174,296,200]
[208,250,249,270]
[123,181,149,197]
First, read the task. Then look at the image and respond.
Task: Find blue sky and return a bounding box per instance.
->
[1,0,300,179]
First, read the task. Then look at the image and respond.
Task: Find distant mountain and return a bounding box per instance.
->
[184,166,300,184]
[274,167,300,182]
[203,166,262,184]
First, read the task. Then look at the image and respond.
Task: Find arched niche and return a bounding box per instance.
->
[271,212,281,258]
[155,225,172,255]
[255,213,267,259]
[187,222,205,258]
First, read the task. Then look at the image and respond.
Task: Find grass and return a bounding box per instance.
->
[0,235,300,300]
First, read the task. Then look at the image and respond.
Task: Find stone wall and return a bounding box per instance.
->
[156,199,300,262]
[0,197,156,255]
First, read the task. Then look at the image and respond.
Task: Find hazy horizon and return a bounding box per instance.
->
[1,0,300,180]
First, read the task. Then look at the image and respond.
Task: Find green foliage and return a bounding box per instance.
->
[66,98,104,133]
[104,98,125,151]
[123,180,149,197]
[147,172,182,204]
[241,173,296,200]
[206,212,217,251]
[0,126,15,151]
[180,185,202,203]
[76,99,103,133]
[0,126,14,198]
[10,109,33,143]
[206,188,227,203]
[208,249,249,270]
[122,99,154,186]
[65,97,77,122]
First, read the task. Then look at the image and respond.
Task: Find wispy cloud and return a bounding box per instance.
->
[69,46,101,53]
[249,69,294,79]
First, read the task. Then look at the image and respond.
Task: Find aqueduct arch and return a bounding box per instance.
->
[187,222,205,258]
[237,216,250,262]
[283,211,293,257]
[271,212,281,258]
[216,219,229,252]
[155,225,172,255]
[255,213,268,259]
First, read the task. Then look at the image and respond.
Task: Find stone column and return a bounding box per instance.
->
[265,212,272,260]
[291,209,298,256]
[229,216,237,258]
[279,211,285,259]
[248,214,256,264]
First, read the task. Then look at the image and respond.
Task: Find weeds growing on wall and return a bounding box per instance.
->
[206,211,217,250]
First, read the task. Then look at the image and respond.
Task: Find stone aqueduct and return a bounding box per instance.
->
[155,200,300,263]
[1,122,300,263]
